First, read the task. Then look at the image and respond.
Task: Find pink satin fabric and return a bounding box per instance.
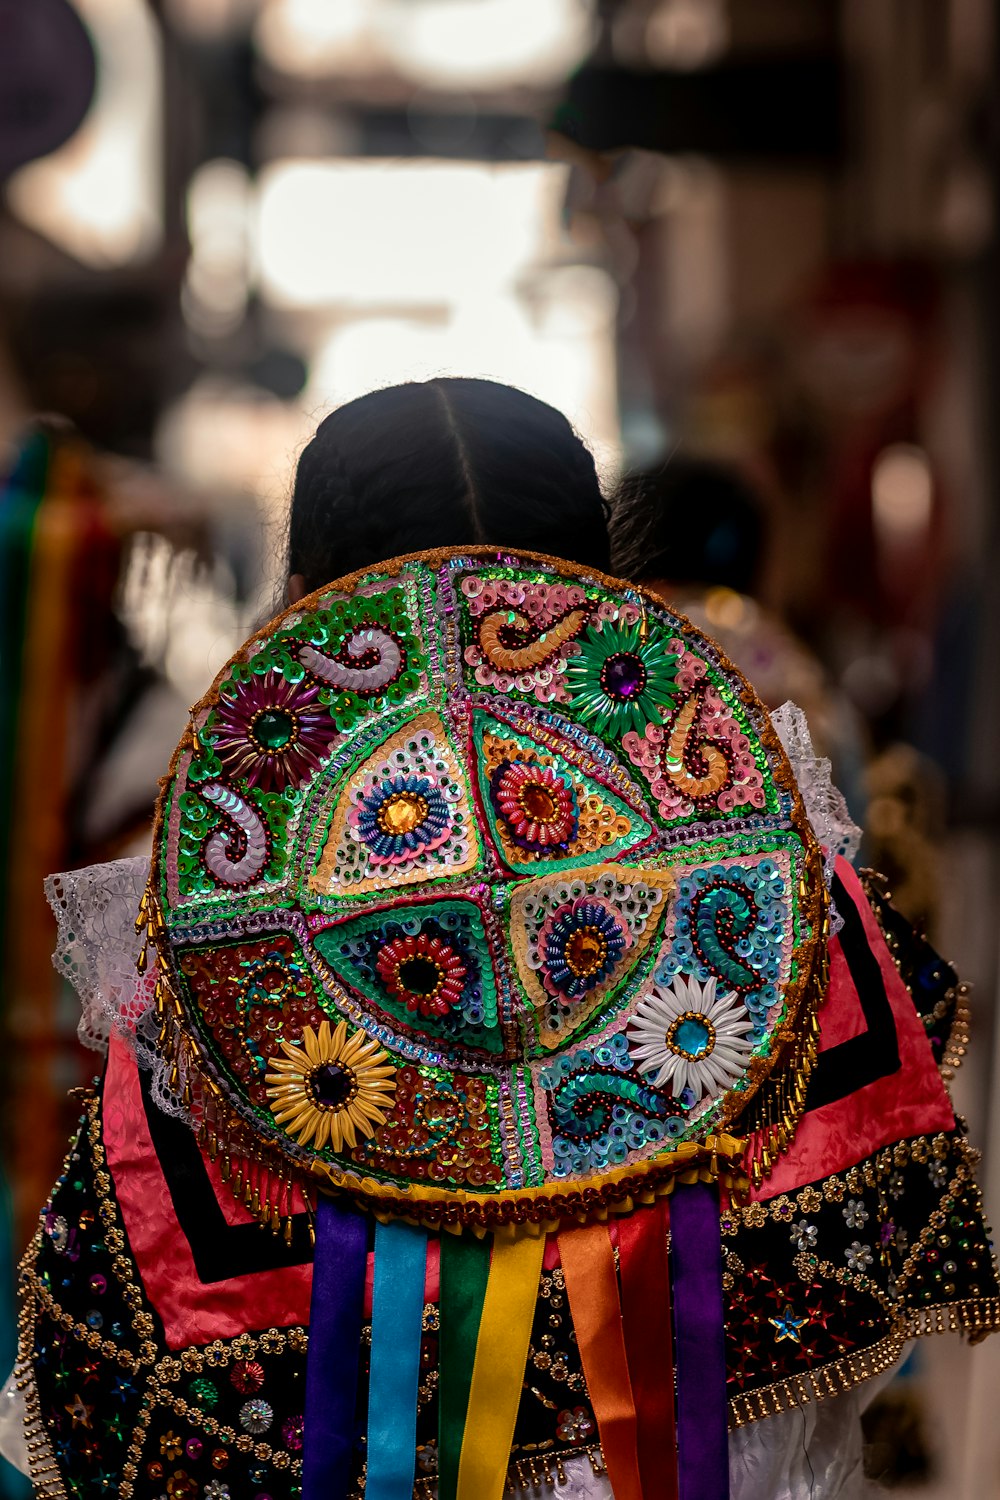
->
[751,859,955,1201]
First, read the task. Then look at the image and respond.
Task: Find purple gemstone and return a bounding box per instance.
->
[602,653,647,700]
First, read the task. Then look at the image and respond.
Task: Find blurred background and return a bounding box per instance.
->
[2,0,1000,1494]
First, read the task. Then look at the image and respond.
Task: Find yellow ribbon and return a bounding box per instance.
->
[455,1231,546,1500]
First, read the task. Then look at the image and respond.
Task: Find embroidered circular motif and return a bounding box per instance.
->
[149,549,827,1227]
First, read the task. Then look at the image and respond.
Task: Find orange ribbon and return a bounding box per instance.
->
[558,1221,643,1500]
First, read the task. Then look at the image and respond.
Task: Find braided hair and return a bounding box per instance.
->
[287,379,610,591]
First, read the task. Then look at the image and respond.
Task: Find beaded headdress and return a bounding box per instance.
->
[141,548,829,1500]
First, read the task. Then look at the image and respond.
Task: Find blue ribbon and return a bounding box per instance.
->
[671,1181,730,1500]
[367,1219,429,1500]
[302,1195,369,1500]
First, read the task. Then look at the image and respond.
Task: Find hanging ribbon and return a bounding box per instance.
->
[455,1231,545,1500]
[438,1231,491,1500]
[559,1221,643,1500]
[366,1218,429,1500]
[671,1182,729,1500]
[619,1199,678,1500]
[302,1195,368,1500]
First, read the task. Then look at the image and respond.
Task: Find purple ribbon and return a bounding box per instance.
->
[670,1182,729,1500]
[302,1194,369,1500]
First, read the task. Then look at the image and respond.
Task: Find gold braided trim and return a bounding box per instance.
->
[942,983,971,1080]
[414,1444,605,1497]
[728,1293,1000,1431]
[859,866,970,1082]
[15,1259,67,1500]
[906,1294,1000,1342]
[728,1327,906,1429]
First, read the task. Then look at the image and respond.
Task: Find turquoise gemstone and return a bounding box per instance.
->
[674,1016,712,1058]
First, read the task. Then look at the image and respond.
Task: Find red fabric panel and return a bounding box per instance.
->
[619,1200,678,1500]
[103,1035,314,1348]
[751,859,955,1201]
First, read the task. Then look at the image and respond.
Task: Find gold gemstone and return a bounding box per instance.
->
[565,927,607,978]
[519,782,559,824]
[377,791,429,836]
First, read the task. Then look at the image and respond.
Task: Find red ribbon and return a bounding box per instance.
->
[619,1199,678,1500]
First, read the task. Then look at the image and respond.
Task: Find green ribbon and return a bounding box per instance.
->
[437,1231,491,1500]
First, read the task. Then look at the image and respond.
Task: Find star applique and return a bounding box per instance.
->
[726,1336,763,1384]
[110,1374,137,1404]
[65,1393,93,1428]
[768,1306,807,1343]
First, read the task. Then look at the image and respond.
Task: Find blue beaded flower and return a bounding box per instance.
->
[539,898,627,1002]
[354,773,451,863]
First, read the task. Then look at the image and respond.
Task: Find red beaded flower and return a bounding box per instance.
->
[490,759,578,855]
[375,933,468,1019]
[212,672,337,793]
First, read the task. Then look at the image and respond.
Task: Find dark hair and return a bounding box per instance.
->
[610,455,766,596]
[287,378,610,591]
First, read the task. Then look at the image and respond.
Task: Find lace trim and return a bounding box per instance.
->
[44,858,189,1120]
[772,701,862,936]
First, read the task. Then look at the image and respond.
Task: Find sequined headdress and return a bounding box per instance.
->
[141,548,829,1500]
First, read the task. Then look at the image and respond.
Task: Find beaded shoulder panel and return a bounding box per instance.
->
[147,549,828,1228]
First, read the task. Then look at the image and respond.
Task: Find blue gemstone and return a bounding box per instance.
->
[674,1017,712,1057]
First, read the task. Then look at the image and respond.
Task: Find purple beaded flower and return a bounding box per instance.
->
[212,672,337,793]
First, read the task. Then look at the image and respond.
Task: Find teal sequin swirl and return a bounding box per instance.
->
[541,1037,685,1175]
[656,859,788,1041]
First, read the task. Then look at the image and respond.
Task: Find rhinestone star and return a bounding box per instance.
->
[768,1306,807,1343]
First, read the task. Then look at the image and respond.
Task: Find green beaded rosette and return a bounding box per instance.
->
[143,549,828,1232]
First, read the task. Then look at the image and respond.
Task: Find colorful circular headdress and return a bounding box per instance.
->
[145,548,829,1232]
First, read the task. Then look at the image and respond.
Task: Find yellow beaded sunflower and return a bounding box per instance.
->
[265,1019,396,1153]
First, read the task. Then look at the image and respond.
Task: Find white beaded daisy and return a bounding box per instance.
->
[626,974,754,1102]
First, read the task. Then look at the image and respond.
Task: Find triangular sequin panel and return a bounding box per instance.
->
[475,714,654,875]
[510,863,674,1051]
[310,712,482,897]
[312,899,504,1054]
